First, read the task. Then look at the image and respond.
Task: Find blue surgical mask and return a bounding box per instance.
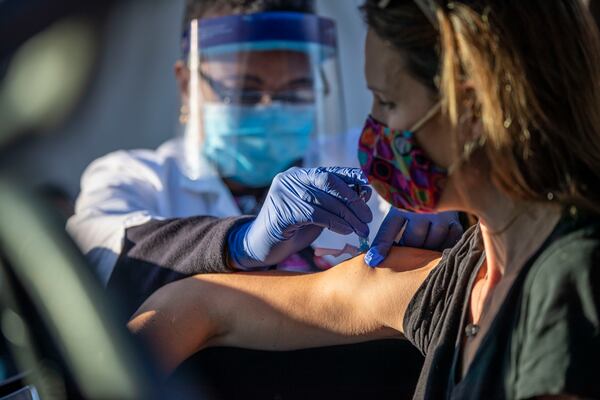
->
[202,103,316,187]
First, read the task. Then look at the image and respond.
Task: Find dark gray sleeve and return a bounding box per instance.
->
[515,235,600,400]
[107,215,253,317]
[402,225,483,356]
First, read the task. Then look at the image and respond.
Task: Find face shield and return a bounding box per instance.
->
[180,12,346,187]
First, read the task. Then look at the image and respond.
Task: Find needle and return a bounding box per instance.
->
[352,184,371,252]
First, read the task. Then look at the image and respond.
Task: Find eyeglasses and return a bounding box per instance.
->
[199,70,316,105]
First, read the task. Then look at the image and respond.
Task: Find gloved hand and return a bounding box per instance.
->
[228,167,373,270]
[364,208,463,267]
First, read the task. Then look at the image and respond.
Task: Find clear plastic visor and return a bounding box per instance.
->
[179,12,347,187]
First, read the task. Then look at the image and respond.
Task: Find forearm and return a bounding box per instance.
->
[128,247,441,372]
[128,270,392,372]
[206,270,399,350]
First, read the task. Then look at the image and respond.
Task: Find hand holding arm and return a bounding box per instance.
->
[365,208,463,267]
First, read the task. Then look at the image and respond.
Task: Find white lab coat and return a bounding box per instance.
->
[67,132,389,286]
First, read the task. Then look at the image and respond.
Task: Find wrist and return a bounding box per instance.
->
[227,219,272,270]
[227,220,254,270]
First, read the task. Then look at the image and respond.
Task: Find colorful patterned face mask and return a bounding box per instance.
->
[358,103,447,213]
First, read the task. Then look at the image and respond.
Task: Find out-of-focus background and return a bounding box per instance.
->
[0,0,370,199]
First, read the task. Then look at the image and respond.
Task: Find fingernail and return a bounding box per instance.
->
[364,249,383,267]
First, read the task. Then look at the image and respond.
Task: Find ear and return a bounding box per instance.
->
[456,85,483,141]
[450,85,486,171]
[174,60,190,105]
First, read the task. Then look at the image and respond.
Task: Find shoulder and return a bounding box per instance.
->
[402,224,483,354]
[515,221,600,399]
[422,222,483,300]
[525,223,600,298]
[80,139,182,189]
[72,141,184,216]
[412,222,484,296]
[428,223,484,282]
[520,224,600,342]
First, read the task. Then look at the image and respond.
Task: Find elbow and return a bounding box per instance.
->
[128,280,222,373]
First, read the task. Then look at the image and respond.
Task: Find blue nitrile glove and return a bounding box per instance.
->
[364,208,463,267]
[228,166,373,270]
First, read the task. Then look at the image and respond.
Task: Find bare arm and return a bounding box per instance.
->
[128,247,441,372]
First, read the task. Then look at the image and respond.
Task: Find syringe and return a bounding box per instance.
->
[353,184,370,253]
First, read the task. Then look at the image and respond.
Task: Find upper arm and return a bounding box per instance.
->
[73,150,161,217]
[343,247,442,335]
[67,151,162,282]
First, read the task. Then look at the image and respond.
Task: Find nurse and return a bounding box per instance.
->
[67,0,461,314]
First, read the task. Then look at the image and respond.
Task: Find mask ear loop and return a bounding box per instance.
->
[371,102,441,158]
[408,102,442,133]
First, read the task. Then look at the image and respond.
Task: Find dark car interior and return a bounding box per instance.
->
[0,181,424,399]
[0,0,425,398]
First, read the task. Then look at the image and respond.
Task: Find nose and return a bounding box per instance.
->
[259,92,273,105]
[370,100,386,122]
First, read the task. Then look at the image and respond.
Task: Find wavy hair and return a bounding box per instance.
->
[362,0,600,213]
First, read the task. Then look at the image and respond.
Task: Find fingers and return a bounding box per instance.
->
[306,168,373,227]
[350,184,373,203]
[309,192,370,237]
[271,167,373,238]
[310,206,356,236]
[398,211,463,250]
[440,222,464,250]
[422,220,450,250]
[421,211,462,250]
[364,209,465,268]
[316,166,369,185]
[273,167,377,239]
[364,210,409,267]
[399,218,431,248]
[316,166,373,203]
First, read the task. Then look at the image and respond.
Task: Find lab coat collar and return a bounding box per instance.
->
[164,138,227,195]
[177,162,243,217]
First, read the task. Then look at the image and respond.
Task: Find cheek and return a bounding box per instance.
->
[437,178,460,211]
[382,110,419,133]
[414,119,455,170]
[438,163,485,213]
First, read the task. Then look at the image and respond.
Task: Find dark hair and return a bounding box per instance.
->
[361,0,600,214]
[360,0,439,91]
[590,0,600,28]
[183,0,315,28]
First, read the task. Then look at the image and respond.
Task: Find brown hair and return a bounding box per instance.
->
[362,0,600,213]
